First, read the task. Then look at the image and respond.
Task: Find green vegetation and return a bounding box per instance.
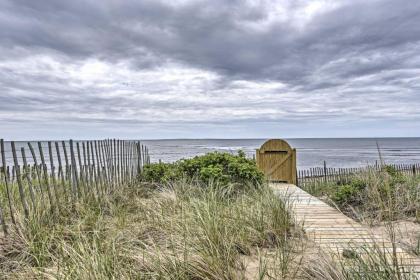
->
[1,155,419,279]
[0,180,302,279]
[140,151,265,186]
[303,166,420,223]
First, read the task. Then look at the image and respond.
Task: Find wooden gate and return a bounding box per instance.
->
[256,139,297,184]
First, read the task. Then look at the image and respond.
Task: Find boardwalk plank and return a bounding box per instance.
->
[270,183,420,274]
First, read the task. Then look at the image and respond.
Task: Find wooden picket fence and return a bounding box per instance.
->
[0,139,150,235]
[298,161,420,187]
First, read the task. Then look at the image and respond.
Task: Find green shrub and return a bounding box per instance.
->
[384,165,399,177]
[141,162,181,183]
[332,184,361,206]
[384,165,406,184]
[349,178,367,190]
[140,151,264,186]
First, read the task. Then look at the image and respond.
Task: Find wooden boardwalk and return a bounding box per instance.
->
[270,183,420,275]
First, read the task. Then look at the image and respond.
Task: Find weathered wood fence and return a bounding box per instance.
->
[0,139,150,235]
[298,161,420,187]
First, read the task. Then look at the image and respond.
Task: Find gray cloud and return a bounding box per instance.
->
[0,0,420,139]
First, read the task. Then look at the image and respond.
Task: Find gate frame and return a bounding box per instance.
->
[256,139,297,184]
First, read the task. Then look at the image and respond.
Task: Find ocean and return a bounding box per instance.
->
[2,138,420,170]
[142,138,420,169]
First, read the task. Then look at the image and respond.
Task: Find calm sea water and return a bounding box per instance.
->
[142,138,420,169]
[2,138,420,170]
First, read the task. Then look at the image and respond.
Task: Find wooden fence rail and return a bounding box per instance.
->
[0,139,150,235]
[298,161,420,187]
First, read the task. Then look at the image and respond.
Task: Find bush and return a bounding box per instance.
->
[331,184,361,206]
[140,151,264,186]
[330,178,366,206]
[384,165,406,184]
[141,162,181,183]
[304,167,420,223]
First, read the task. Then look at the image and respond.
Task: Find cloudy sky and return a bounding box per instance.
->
[1,0,419,140]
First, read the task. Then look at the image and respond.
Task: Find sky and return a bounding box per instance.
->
[0,0,420,140]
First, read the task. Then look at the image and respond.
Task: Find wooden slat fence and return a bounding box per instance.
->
[298,161,420,187]
[0,139,150,235]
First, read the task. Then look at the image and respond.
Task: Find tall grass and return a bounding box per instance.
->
[0,179,302,279]
[1,172,418,279]
[301,168,420,224]
[300,167,420,279]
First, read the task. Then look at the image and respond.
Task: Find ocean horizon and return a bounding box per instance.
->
[141,137,420,169]
[3,137,420,170]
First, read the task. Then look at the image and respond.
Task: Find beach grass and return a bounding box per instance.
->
[0,178,304,279]
[0,165,419,279]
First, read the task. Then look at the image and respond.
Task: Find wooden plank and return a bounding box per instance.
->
[55,142,68,201]
[28,142,43,196]
[38,142,55,210]
[1,139,16,225]
[69,140,79,201]
[48,141,60,207]
[61,141,70,182]
[271,183,420,274]
[21,147,36,209]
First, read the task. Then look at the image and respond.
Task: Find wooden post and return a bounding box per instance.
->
[113,139,117,187]
[140,145,143,170]
[21,147,36,209]
[82,142,88,189]
[76,142,86,197]
[48,142,60,206]
[93,141,102,196]
[38,142,55,210]
[323,161,327,182]
[0,199,6,234]
[136,142,141,174]
[55,142,68,201]
[119,139,122,183]
[1,139,16,225]
[28,142,43,195]
[62,141,70,182]
[88,141,98,196]
[86,141,92,188]
[119,140,122,184]
[11,142,30,218]
[69,140,80,201]
[108,139,112,186]
[0,139,7,232]
[100,140,109,189]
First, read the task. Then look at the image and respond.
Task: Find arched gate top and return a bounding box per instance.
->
[258,139,292,153]
[256,139,297,184]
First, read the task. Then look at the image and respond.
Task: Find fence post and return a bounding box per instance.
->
[88,141,97,196]
[38,142,55,211]
[69,140,80,201]
[27,142,43,196]
[55,142,68,201]
[11,142,30,219]
[21,147,36,209]
[93,141,102,197]
[76,142,86,197]
[323,161,327,182]
[1,139,16,225]
[48,141,61,207]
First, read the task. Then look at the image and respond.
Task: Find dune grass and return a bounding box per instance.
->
[301,166,420,275]
[1,170,419,279]
[0,179,304,279]
[302,167,420,224]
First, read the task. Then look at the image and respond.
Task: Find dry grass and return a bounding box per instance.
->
[1,172,419,279]
[301,168,420,279]
[0,179,305,279]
